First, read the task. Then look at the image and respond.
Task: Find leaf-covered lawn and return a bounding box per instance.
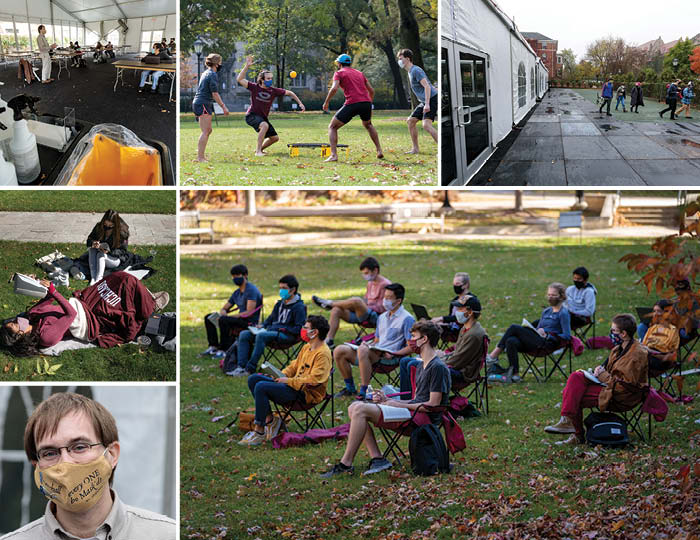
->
[0,241,176,381]
[179,111,437,186]
[180,238,699,539]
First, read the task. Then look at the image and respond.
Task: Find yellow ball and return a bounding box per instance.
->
[290,71,297,79]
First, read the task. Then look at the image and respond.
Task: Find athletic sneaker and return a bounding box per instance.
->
[153,291,170,311]
[320,462,354,478]
[225,367,245,376]
[238,430,265,446]
[485,354,499,367]
[265,416,284,441]
[334,388,357,399]
[312,295,333,311]
[511,373,522,383]
[199,346,219,357]
[363,457,392,475]
[212,350,225,360]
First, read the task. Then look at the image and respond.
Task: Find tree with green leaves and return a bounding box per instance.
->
[180,0,250,59]
[663,38,695,76]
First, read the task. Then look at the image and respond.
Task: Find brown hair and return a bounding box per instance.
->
[24,393,119,482]
[547,282,567,303]
[411,320,440,347]
[612,313,636,338]
[96,209,128,250]
[256,70,272,85]
[398,48,413,60]
[205,53,222,67]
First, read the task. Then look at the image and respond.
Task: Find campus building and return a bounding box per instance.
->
[522,32,562,79]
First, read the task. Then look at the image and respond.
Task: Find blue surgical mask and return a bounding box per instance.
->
[609,331,622,346]
[383,298,395,312]
[279,288,291,300]
[264,80,273,87]
[455,310,468,324]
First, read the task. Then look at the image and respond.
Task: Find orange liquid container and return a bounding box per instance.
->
[67,134,162,185]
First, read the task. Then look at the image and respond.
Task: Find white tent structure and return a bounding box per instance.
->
[442,0,548,185]
[0,0,175,55]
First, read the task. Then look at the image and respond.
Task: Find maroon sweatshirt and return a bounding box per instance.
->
[72,271,155,348]
[27,283,77,348]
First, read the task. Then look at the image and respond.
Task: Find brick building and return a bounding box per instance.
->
[522,32,562,78]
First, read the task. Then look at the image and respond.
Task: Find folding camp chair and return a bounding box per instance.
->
[437,324,460,351]
[450,335,490,415]
[601,382,653,442]
[272,369,335,432]
[370,357,402,388]
[260,334,304,370]
[352,318,376,342]
[520,337,572,382]
[678,330,700,365]
[572,313,596,346]
[648,353,682,397]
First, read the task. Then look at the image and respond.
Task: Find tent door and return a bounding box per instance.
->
[442,39,492,185]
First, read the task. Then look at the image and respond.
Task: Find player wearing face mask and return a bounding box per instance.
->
[431,272,477,341]
[564,266,597,329]
[239,315,332,446]
[237,55,306,157]
[3,392,175,540]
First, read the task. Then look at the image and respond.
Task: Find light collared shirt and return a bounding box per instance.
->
[374,304,415,353]
[37,34,50,53]
[1,490,175,540]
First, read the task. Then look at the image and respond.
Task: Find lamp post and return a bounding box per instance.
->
[193,37,204,81]
[672,57,678,74]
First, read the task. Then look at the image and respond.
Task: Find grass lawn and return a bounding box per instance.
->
[179,111,437,186]
[0,190,176,214]
[0,241,176,382]
[575,88,697,123]
[180,239,699,539]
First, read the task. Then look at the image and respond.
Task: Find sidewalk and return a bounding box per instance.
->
[476,89,700,186]
[180,224,677,254]
[0,212,176,245]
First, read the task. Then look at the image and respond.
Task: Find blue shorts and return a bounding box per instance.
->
[347,308,378,326]
[193,101,213,118]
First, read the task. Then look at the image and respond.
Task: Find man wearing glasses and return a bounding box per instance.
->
[1,392,175,539]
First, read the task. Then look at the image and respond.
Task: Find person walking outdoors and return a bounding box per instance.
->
[599,78,613,116]
[630,82,644,113]
[676,81,694,119]
[615,83,626,112]
[659,79,681,120]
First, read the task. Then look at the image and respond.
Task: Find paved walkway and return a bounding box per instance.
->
[487,89,700,185]
[0,212,176,245]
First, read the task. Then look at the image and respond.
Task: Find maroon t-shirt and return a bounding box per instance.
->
[246,82,286,118]
[333,68,371,105]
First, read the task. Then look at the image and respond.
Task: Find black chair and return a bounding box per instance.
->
[260,334,304,370]
[450,335,490,415]
[272,369,335,432]
[520,337,572,382]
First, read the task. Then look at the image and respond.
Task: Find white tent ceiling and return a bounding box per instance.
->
[50,0,174,23]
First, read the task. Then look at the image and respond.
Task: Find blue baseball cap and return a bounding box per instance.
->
[336,54,352,65]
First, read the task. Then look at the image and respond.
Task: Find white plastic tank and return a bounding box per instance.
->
[0,147,18,185]
[10,118,41,184]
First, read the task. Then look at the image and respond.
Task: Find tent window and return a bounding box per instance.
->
[518,62,526,108]
[530,67,535,99]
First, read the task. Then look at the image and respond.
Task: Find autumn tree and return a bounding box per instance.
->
[692,46,700,75]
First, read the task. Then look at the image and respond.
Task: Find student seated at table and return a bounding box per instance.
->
[641,299,680,372]
[321,320,450,477]
[93,41,104,62]
[229,274,307,376]
[486,282,571,383]
[70,41,84,67]
[239,315,332,446]
[430,271,477,341]
[168,38,176,53]
[400,295,485,398]
[544,313,647,445]
[312,256,391,347]
[200,263,263,359]
[138,43,171,94]
[105,41,115,59]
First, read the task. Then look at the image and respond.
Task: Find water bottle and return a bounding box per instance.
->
[366,384,373,401]
[381,385,400,399]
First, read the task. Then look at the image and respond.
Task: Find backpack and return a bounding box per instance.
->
[584,412,629,448]
[409,424,450,476]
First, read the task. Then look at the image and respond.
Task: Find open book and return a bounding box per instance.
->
[260,362,285,379]
[343,342,396,355]
[522,318,539,334]
[206,312,221,328]
[578,368,607,387]
[377,404,412,422]
[12,273,48,298]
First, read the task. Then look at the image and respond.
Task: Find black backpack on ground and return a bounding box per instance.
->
[584,412,629,448]
[409,424,450,475]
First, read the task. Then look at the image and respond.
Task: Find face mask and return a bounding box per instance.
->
[453,284,464,295]
[383,298,395,312]
[279,288,291,300]
[547,296,559,306]
[17,316,30,333]
[34,450,112,513]
[362,272,375,282]
[455,310,468,324]
[233,277,245,286]
[264,80,273,87]
[609,331,623,346]
[300,328,315,342]
[573,281,585,289]
[398,59,405,68]
[408,336,425,354]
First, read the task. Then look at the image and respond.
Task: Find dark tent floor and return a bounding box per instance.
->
[0,53,176,179]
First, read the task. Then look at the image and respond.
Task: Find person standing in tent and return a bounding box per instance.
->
[322,54,384,162]
[599,78,613,116]
[630,82,644,114]
[37,25,56,84]
[396,49,438,154]
[192,53,230,163]
[615,84,626,112]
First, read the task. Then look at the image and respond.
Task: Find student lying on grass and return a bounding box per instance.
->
[0,272,169,356]
[239,315,332,446]
[321,320,450,477]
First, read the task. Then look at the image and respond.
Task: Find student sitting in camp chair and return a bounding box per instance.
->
[641,299,679,372]
[321,320,450,477]
[430,271,477,341]
[239,315,332,446]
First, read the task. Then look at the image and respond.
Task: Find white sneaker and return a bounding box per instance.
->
[485,354,498,366]
[265,416,284,441]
